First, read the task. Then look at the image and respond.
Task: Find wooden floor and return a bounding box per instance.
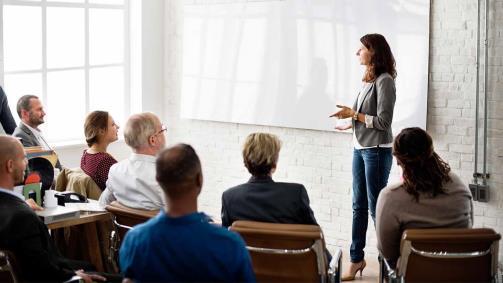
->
[339,249,380,283]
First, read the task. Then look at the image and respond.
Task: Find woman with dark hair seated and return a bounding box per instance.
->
[221,132,318,227]
[376,127,473,267]
[80,111,119,190]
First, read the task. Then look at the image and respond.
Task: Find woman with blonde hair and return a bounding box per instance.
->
[80,111,119,190]
[221,132,318,227]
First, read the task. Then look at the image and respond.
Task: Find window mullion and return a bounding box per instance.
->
[85,0,90,114]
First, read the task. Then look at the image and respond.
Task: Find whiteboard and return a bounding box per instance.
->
[181,0,430,132]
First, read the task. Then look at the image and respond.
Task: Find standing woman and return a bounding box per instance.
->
[80,111,119,191]
[330,33,396,281]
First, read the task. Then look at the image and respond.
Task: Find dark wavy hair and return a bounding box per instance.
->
[360,34,397,82]
[393,127,451,201]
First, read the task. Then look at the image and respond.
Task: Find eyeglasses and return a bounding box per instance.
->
[153,124,167,137]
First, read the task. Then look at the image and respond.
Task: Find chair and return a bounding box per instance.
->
[0,250,81,283]
[105,201,158,270]
[230,220,342,283]
[379,228,501,283]
[55,168,101,200]
[0,250,19,283]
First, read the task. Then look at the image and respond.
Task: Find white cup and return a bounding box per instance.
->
[44,190,58,208]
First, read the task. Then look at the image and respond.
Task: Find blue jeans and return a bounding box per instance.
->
[350,147,392,263]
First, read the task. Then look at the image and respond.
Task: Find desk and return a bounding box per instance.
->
[42,207,110,273]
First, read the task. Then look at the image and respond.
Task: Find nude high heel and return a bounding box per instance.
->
[341,260,366,281]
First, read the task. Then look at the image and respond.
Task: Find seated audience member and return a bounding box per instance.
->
[221,132,318,227]
[80,110,119,190]
[0,86,16,134]
[99,112,165,209]
[376,127,473,267]
[12,94,62,169]
[0,136,106,283]
[119,144,255,282]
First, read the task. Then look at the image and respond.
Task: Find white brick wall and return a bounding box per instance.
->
[164,0,503,263]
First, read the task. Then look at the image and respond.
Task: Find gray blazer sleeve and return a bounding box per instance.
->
[372,75,396,131]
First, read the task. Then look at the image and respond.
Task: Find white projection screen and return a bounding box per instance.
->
[181,0,430,132]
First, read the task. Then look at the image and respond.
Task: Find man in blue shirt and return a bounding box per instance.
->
[119,143,256,282]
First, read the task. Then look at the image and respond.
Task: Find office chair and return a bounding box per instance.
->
[105,201,158,270]
[230,220,342,283]
[379,228,501,283]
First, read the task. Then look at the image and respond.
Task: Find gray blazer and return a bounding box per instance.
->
[13,122,62,169]
[13,122,40,147]
[352,73,396,147]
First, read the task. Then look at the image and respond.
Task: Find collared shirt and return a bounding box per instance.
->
[120,211,256,283]
[22,121,51,150]
[0,187,25,201]
[99,153,165,210]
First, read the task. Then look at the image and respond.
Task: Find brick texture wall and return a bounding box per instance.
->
[164,0,503,264]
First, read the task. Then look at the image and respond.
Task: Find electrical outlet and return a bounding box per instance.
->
[477,184,490,202]
[469,183,479,201]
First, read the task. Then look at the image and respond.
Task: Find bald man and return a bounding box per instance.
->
[119,144,255,282]
[0,135,106,283]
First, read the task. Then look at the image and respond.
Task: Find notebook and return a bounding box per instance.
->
[36,205,80,224]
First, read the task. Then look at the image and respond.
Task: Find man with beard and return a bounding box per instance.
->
[13,94,62,169]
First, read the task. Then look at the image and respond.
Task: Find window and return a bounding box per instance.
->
[1,0,130,143]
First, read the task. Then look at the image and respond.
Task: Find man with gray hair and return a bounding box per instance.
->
[99,112,166,209]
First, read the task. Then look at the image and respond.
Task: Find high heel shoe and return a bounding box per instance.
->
[341,260,366,281]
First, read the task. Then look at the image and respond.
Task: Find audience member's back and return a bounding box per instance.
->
[120,211,253,282]
[119,144,255,282]
[376,127,473,266]
[221,133,317,227]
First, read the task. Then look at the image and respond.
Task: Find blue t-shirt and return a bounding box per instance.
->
[119,211,256,283]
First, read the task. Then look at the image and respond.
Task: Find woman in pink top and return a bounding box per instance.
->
[80,111,119,190]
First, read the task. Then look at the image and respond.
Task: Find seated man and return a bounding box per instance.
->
[221,132,318,227]
[99,112,166,210]
[0,136,105,283]
[12,94,62,169]
[119,144,255,282]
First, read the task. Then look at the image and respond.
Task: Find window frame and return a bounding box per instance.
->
[0,0,131,144]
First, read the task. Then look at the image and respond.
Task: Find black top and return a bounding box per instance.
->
[221,175,318,227]
[0,191,75,282]
[0,86,16,135]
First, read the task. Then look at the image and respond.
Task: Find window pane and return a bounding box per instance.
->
[3,6,42,71]
[89,0,124,4]
[47,7,85,68]
[3,73,43,122]
[46,70,86,142]
[47,0,84,2]
[89,9,124,65]
[89,66,124,125]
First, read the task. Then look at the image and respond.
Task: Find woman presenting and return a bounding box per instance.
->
[330,33,396,281]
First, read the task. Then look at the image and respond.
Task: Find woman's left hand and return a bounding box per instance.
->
[329,105,355,119]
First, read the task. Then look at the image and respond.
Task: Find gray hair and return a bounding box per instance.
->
[16,95,38,118]
[124,112,159,149]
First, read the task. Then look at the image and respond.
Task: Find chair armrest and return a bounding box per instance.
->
[379,255,401,283]
[328,247,342,283]
[63,275,83,283]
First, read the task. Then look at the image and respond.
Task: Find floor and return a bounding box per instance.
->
[340,250,380,283]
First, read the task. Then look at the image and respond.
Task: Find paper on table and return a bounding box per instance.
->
[64,199,105,212]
